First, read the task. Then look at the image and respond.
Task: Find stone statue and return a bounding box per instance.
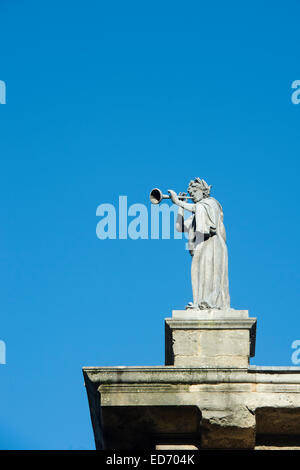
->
[168,178,230,310]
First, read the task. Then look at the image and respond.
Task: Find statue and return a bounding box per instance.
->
[167,178,230,310]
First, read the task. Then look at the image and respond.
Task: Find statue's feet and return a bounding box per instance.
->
[185,302,198,310]
[198,301,212,310]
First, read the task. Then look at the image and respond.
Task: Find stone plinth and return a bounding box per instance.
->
[165,309,256,368]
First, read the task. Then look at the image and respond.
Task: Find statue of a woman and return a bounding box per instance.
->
[168,178,230,310]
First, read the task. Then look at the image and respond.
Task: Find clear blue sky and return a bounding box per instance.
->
[1,0,300,449]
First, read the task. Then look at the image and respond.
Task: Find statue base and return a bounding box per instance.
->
[165,309,256,368]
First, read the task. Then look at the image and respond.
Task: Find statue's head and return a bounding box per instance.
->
[188,178,211,202]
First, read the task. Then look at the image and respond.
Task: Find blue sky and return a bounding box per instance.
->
[1,0,300,449]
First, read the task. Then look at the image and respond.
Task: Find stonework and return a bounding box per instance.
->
[83,179,300,450]
[165,309,256,368]
[83,308,300,450]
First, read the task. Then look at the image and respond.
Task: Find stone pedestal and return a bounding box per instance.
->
[165,309,256,368]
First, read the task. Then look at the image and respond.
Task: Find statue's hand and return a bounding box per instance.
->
[168,190,179,204]
[178,192,187,201]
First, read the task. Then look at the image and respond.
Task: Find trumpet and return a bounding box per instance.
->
[149,188,193,205]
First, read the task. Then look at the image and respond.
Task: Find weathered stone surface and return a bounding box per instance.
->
[256,408,300,435]
[172,309,249,320]
[100,405,201,450]
[84,365,300,385]
[165,316,256,368]
[83,365,300,449]
[199,329,249,355]
[200,407,256,449]
[171,329,249,358]
[174,355,248,367]
[83,302,299,450]
[172,331,200,356]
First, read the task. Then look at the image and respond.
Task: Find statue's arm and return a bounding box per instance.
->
[175,200,195,213]
[168,190,195,213]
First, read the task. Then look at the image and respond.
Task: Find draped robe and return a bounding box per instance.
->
[182,197,230,309]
